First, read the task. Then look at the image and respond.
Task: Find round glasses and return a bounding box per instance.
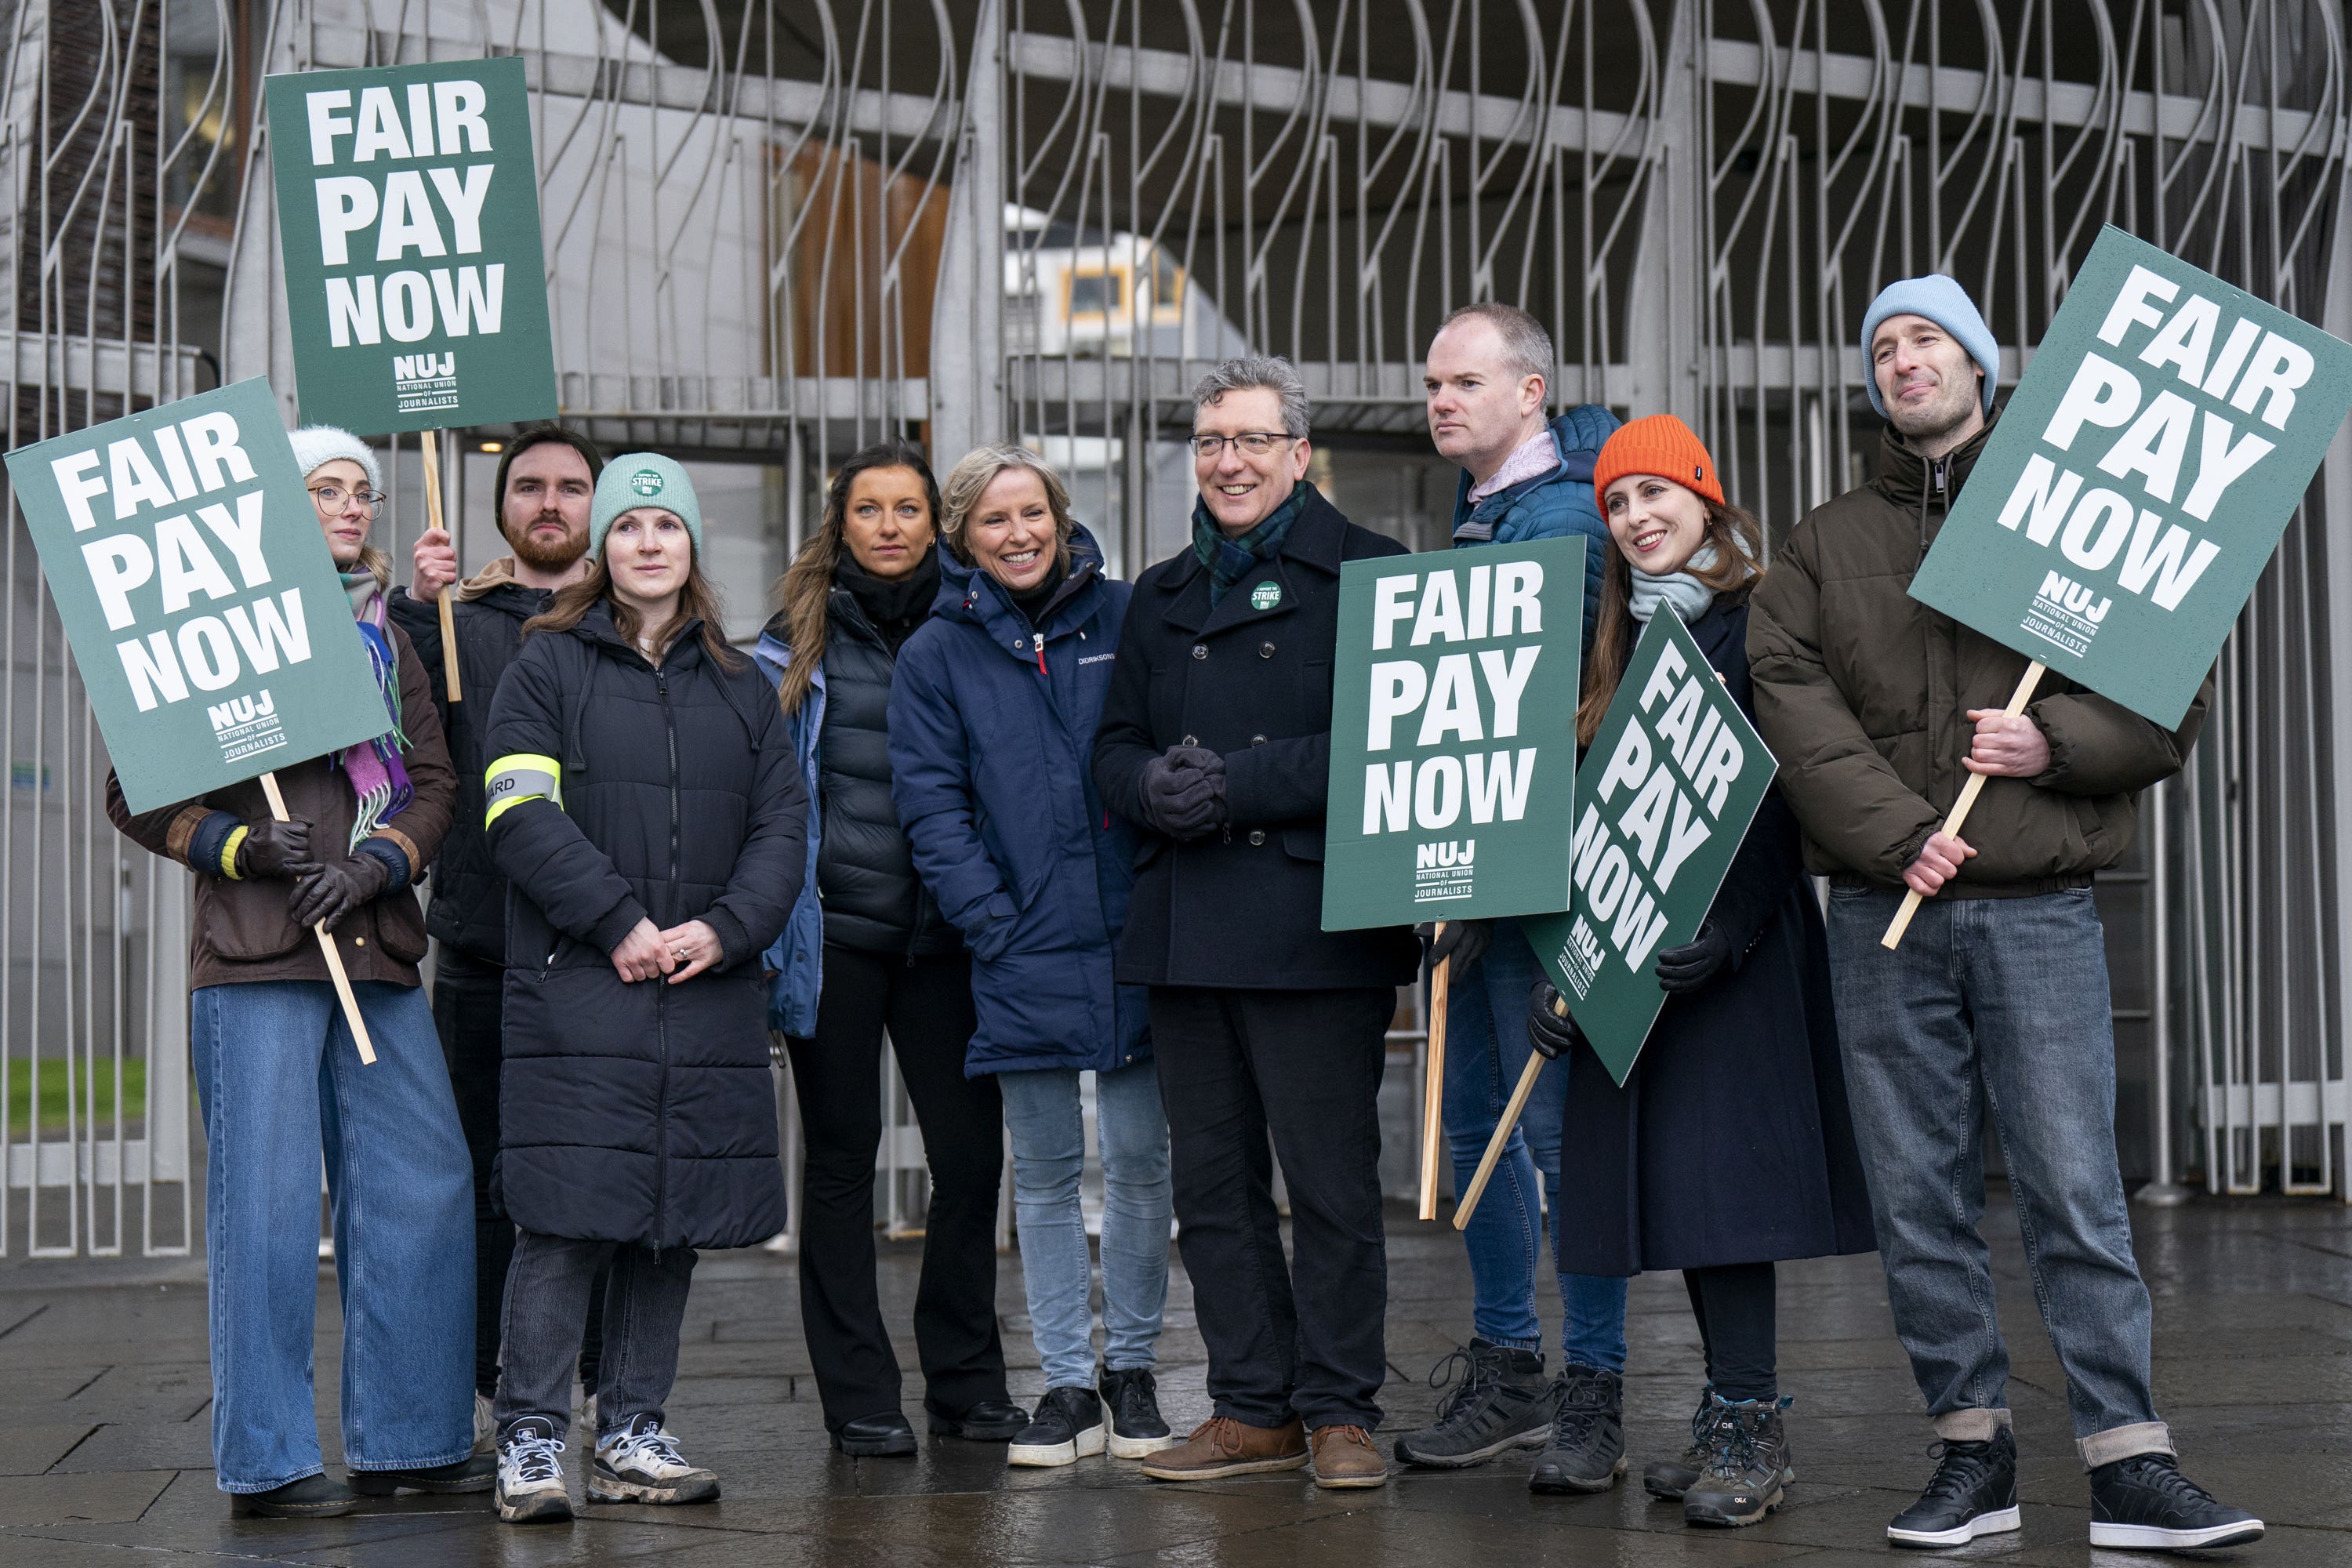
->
[310,484,385,519]
[1189,432,1295,459]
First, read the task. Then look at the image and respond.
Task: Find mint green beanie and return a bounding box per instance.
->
[590,453,702,557]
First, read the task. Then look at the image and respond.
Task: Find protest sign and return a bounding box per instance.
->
[1910,225,2352,728]
[264,57,557,434]
[1519,610,1774,1087]
[1319,536,1584,929]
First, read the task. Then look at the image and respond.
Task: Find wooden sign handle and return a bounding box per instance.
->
[419,428,461,703]
[1454,1045,1548,1231]
[1418,924,1450,1222]
[259,771,377,1065]
[1881,660,2047,950]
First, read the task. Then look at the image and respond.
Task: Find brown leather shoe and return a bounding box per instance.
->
[1138,1415,1309,1481]
[1309,1424,1390,1489]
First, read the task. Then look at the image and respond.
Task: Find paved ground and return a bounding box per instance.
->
[0,1191,2344,1566]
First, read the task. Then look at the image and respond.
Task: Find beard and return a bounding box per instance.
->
[1886,376,1980,445]
[506,513,588,572]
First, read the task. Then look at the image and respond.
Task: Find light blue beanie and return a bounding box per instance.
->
[589,453,702,557]
[1860,274,2000,418]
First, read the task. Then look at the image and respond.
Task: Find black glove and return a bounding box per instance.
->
[1138,746,1228,839]
[288,854,390,931]
[1653,920,1733,995]
[1526,978,1578,1061]
[1415,917,1490,974]
[238,818,314,879]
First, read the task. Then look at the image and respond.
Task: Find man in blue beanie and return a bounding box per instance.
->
[1748,278,2255,1552]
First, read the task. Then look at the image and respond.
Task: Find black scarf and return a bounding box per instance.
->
[837,550,939,655]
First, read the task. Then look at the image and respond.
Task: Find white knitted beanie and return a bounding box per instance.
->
[286,426,383,492]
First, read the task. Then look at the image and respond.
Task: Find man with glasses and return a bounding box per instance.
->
[1095,356,1417,1490]
[388,426,605,1450]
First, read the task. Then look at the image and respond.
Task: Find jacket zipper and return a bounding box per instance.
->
[1920,456,1948,550]
[654,662,681,1247]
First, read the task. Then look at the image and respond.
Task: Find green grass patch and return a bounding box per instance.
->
[5,1058,147,1137]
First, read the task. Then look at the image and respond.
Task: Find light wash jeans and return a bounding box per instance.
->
[1825,886,2171,1467]
[189,980,475,1491]
[998,1060,1172,1389]
[1443,919,1629,1369]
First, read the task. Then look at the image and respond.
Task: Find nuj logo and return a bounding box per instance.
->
[2035,569,2112,625]
[393,352,456,383]
[208,691,276,732]
[1415,838,1476,869]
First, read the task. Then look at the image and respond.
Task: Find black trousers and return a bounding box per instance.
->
[1684,1261,1778,1403]
[783,946,1007,1430]
[1150,985,1393,1432]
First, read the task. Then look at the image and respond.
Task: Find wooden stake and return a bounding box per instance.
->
[1454,1047,1547,1231]
[1881,660,2047,950]
[258,771,377,1065]
[1417,924,1450,1222]
[419,428,460,702]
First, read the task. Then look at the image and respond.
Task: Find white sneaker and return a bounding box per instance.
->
[472,1392,496,1456]
[495,1417,572,1523]
[589,1414,720,1504]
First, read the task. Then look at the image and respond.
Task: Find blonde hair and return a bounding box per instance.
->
[938,444,1075,567]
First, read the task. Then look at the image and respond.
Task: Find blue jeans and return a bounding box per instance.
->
[1825,887,2170,1466]
[1000,1061,1172,1389]
[189,981,476,1491]
[1443,920,1628,1370]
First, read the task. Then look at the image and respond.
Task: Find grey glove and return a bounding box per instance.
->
[1526,978,1578,1061]
[1138,745,1228,839]
[1415,918,1491,974]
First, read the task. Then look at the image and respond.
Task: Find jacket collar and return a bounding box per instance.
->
[1450,405,1620,541]
[1871,405,2001,510]
[1156,485,1349,635]
[575,600,705,670]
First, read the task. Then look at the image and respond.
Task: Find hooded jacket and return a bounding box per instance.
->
[1748,415,2211,894]
[887,526,1149,1076]
[484,604,804,1249]
[1450,404,1622,652]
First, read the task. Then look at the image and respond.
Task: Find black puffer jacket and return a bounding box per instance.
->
[810,572,956,955]
[390,573,553,962]
[485,604,805,1249]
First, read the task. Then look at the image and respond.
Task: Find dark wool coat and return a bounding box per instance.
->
[390,575,553,963]
[485,605,804,1249]
[1554,594,1877,1277]
[1092,487,1421,991]
[888,527,1149,1076]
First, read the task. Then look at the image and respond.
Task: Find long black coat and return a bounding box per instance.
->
[486,606,805,1250]
[1555,594,1877,1276]
[1094,487,1421,991]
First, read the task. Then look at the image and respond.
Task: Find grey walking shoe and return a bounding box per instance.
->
[1526,1364,1626,1494]
[1643,1385,1719,1500]
[1394,1338,1557,1469]
[495,1417,572,1524]
[588,1414,719,1504]
[1682,1395,1793,1527]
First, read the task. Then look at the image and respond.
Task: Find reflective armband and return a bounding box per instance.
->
[485,753,562,828]
[220,826,250,880]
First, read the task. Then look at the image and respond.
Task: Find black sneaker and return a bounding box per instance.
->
[1683,1396,1793,1527]
[1887,1426,2020,1547]
[1394,1338,1556,1469]
[1008,1386,1105,1468]
[2087,1451,2263,1551]
[230,1472,358,1518]
[1644,1385,1718,1501]
[348,1451,497,1495]
[927,1398,1029,1441]
[1100,1367,1177,1459]
[1526,1364,1626,1494]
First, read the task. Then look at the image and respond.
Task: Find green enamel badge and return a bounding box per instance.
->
[1250,579,1282,611]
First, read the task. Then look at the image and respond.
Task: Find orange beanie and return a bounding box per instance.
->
[1592,414,1724,507]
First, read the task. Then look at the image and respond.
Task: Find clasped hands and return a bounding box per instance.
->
[237,817,388,932]
[612,917,723,984]
[1138,745,1229,839]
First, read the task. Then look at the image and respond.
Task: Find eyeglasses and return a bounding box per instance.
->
[1189,432,1295,459]
[310,484,385,519]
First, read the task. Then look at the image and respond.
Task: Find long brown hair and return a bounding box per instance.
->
[1574,496,1766,746]
[771,440,942,714]
[524,539,740,670]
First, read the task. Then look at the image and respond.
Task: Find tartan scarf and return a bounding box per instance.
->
[1190,481,1308,608]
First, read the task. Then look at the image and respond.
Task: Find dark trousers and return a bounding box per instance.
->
[1151,985,1392,1432]
[783,946,1007,1431]
[492,1231,695,1439]
[1684,1261,1777,1403]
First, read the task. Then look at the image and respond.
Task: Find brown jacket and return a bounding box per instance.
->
[106,621,456,987]
[1748,416,2210,895]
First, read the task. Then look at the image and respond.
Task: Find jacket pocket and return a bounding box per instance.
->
[1281,826,1325,863]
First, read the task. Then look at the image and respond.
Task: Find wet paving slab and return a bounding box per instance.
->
[0,1192,2343,1565]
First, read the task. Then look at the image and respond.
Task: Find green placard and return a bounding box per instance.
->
[1320,537,1584,928]
[4,379,395,814]
[1521,611,1774,1086]
[265,57,557,434]
[1909,225,2352,727]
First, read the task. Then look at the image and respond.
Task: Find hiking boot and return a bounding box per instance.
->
[1886,1426,2019,1547]
[348,1451,496,1495]
[1009,1386,1106,1468]
[1526,1364,1626,1494]
[1644,1385,1719,1500]
[1100,1367,1178,1459]
[1139,1414,1309,1482]
[831,1409,918,1457]
[927,1398,1030,1441]
[496,1417,572,1524]
[230,1473,357,1519]
[1392,1338,1556,1469]
[588,1414,719,1504]
[1309,1424,1389,1489]
[1682,1396,1792,1527]
[2086,1451,2263,1551]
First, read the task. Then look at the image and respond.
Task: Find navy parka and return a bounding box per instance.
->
[888,526,1149,1076]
